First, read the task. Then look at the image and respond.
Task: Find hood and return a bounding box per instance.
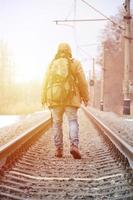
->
[57,43,72,55]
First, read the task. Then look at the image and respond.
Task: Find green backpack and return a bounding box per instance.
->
[46,58,75,105]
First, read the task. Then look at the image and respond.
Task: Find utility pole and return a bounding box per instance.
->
[74,0,78,56]
[100,43,105,111]
[92,58,96,107]
[89,58,95,107]
[123,0,131,115]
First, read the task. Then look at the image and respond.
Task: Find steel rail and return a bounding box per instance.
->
[0,113,51,167]
[82,105,133,169]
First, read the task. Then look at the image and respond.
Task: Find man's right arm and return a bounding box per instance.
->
[74,61,89,106]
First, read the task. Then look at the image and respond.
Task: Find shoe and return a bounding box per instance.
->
[70,145,81,159]
[55,148,63,158]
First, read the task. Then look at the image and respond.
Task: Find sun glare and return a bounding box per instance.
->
[15,64,45,83]
[13,51,46,83]
[15,70,36,83]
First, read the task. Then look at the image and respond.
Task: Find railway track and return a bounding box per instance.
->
[0,108,133,200]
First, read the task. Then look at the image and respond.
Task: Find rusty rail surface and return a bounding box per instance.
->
[82,105,133,169]
[0,113,51,168]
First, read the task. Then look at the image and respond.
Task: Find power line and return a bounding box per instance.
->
[54,22,74,28]
[77,45,93,58]
[80,0,125,30]
[65,2,75,20]
[78,43,98,47]
[53,18,108,24]
[73,0,78,56]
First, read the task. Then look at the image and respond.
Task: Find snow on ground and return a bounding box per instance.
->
[0,115,24,128]
[88,107,133,147]
[0,110,51,147]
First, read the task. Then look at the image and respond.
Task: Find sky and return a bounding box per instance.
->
[0,0,128,82]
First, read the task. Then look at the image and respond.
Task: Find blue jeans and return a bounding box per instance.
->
[51,106,79,149]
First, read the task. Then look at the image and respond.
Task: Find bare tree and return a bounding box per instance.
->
[96,8,133,114]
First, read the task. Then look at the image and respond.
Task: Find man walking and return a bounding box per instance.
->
[41,43,89,159]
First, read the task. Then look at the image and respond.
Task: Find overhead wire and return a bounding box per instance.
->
[65,2,75,20]
[78,43,98,47]
[73,0,79,56]
[53,18,108,23]
[54,0,125,59]
[80,0,125,30]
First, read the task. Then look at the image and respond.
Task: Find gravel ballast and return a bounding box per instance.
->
[88,107,133,147]
[0,110,51,147]
[0,107,132,148]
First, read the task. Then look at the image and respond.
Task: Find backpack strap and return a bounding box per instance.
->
[67,58,77,95]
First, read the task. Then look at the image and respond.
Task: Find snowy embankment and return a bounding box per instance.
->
[0,110,51,147]
[88,107,133,147]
